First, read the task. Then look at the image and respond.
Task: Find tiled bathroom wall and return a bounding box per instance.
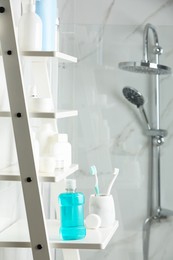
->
[0,0,173,260]
[58,0,173,259]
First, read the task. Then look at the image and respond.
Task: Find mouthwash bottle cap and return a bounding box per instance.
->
[65,179,76,191]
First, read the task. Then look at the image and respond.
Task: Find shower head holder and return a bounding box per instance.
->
[145,128,167,138]
[145,128,167,146]
[146,128,168,137]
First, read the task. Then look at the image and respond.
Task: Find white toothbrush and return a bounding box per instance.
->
[106,168,119,195]
[89,165,100,195]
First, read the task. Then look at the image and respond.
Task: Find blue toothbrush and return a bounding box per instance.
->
[89,165,100,195]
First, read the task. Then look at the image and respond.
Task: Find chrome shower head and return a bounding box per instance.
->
[119,24,172,75]
[122,86,144,108]
[122,86,151,129]
[119,61,171,75]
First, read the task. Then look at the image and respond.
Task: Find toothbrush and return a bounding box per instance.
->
[106,168,119,195]
[89,165,100,195]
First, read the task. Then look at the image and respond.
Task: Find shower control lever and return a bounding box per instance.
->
[145,129,167,137]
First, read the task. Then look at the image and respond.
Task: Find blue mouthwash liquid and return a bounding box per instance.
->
[58,179,86,240]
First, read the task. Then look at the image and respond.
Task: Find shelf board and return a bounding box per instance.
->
[0,219,119,249]
[21,51,77,63]
[40,164,79,182]
[0,164,79,182]
[0,110,78,119]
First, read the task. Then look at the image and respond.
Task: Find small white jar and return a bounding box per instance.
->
[39,156,56,174]
[29,97,54,112]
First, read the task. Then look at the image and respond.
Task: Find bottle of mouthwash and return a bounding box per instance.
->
[58,179,86,240]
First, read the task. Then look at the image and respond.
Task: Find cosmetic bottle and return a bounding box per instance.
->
[58,179,86,240]
[36,0,57,51]
[52,133,72,169]
[37,123,55,157]
[18,0,42,51]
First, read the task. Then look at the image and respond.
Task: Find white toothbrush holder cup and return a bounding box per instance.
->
[89,194,116,228]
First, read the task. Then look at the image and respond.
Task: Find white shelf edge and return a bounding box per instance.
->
[0,110,78,119]
[0,164,79,182]
[21,51,77,63]
[0,219,119,250]
[39,164,79,182]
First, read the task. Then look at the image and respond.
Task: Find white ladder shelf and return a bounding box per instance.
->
[0,1,52,259]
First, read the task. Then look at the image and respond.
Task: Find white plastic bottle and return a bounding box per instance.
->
[52,134,72,169]
[18,0,42,51]
[37,123,55,157]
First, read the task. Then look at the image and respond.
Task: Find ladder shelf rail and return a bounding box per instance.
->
[0,1,51,259]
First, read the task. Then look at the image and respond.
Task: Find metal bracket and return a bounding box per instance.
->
[145,128,167,137]
[145,129,167,146]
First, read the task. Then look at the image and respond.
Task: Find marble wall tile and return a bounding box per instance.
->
[59,0,173,26]
[58,22,173,260]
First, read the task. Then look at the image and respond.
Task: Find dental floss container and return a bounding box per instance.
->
[85,214,101,229]
[18,0,42,51]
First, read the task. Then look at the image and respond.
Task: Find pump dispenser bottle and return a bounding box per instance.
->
[58,179,86,240]
[18,0,42,51]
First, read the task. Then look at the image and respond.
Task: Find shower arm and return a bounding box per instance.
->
[143,23,162,64]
